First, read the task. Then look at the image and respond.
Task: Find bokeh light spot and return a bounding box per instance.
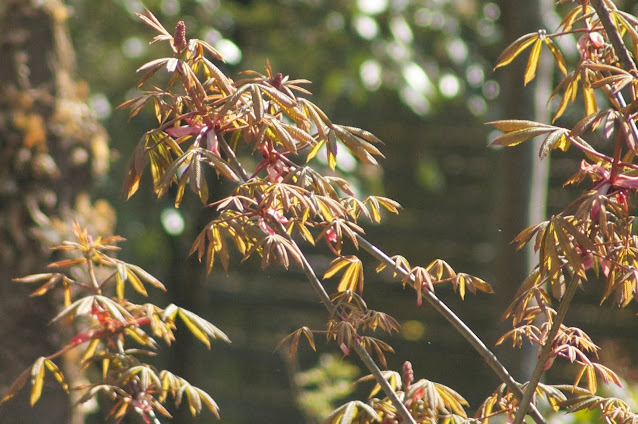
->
[401,320,426,341]
[161,208,185,236]
[357,0,388,16]
[439,73,461,98]
[353,14,379,40]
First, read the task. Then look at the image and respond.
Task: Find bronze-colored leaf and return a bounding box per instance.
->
[539,129,569,159]
[491,127,555,148]
[0,366,31,405]
[494,32,539,70]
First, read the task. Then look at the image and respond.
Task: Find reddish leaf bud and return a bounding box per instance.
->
[402,361,414,390]
[271,73,284,90]
[173,21,187,51]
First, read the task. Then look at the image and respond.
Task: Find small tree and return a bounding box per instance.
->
[4,1,638,423]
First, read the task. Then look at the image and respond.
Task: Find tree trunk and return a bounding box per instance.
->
[0,1,112,422]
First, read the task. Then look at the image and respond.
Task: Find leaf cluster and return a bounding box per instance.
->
[3,222,228,422]
[340,362,474,424]
[488,1,638,422]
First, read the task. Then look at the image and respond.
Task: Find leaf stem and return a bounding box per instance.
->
[355,235,546,424]
[86,253,101,294]
[512,274,581,424]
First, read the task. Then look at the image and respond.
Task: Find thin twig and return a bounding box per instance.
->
[356,236,546,424]
[512,274,581,424]
[294,245,417,424]
[86,254,101,293]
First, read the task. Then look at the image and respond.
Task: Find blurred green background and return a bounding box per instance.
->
[3,0,638,423]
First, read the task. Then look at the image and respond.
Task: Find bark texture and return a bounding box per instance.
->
[0,1,112,422]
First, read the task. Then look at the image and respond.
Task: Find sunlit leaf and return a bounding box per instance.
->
[544,38,567,75]
[491,127,555,147]
[30,357,45,406]
[81,339,101,363]
[583,85,597,116]
[127,266,148,296]
[323,400,379,424]
[324,256,364,293]
[494,32,539,70]
[276,326,316,359]
[164,306,230,349]
[488,119,553,132]
[0,366,30,405]
[127,264,166,291]
[524,39,543,86]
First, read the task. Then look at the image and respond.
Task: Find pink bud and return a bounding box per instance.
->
[589,32,605,48]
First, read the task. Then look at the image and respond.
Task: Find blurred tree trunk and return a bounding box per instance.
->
[495,0,552,380]
[0,1,112,423]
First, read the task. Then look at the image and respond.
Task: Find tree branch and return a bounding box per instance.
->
[356,235,546,424]
[590,0,636,73]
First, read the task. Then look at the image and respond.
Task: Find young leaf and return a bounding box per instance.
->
[0,366,31,405]
[30,357,46,406]
[544,38,567,75]
[165,306,230,348]
[539,129,569,159]
[43,359,68,393]
[127,266,148,296]
[494,32,539,70]
[324,256,364,293]
[276,326,316,359]
[323,401,379,424]
[490,126,555,148]
[524,39,543,86]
